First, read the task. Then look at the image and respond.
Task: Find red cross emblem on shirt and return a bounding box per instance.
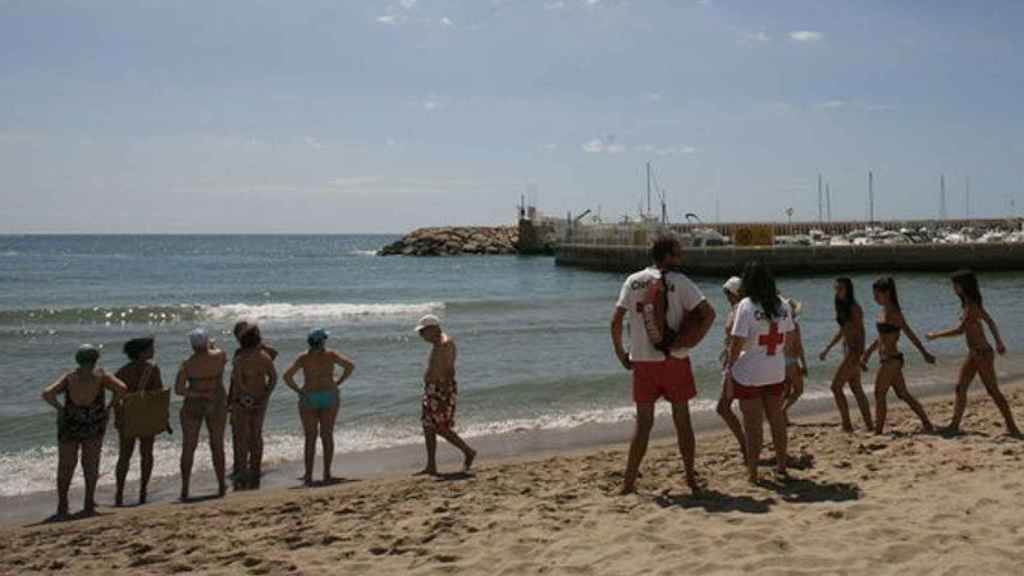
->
[758,321,784,356]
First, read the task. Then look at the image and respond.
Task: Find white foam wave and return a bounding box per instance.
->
[349,249,379,256]
[204,302,445,323]
[0,394,838,497]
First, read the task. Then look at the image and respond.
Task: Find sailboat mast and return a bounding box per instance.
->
[868,171,875,224]
[940,174,947,220]
[645,162,652,219]
[817,174,823,223]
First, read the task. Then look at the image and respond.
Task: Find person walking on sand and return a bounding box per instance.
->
[283,328,355,486]
[819,278,874,432]
[723,261,796,484]
[780,297,808,426]
[862,277,935,435]
[611,235,716,495]
[229,321,278,486]
[717,276,747,462]
[113,336,165,507]
[175,328,229,500]
[42,345,128,519]
[927,271,1021,437]
[230,324,277,490]
[414,315,476,476]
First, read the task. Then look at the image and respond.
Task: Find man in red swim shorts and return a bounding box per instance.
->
[611,235,716,495]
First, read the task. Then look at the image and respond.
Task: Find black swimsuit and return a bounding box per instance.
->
[59,375,108,442]
[876,322,900,334]
[876,323,904,364]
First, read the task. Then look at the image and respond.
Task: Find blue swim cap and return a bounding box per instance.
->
[307,328,329,347]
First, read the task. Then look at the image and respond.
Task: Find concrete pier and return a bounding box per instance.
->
[555,243,1024,276]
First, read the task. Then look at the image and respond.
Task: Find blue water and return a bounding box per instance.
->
[2,234,1024,497]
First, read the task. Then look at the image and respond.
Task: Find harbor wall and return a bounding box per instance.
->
[555,243,1024,276]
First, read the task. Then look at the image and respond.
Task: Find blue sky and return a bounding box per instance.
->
[1,0,1022,233]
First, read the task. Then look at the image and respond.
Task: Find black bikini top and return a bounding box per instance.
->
[876,322,900,335]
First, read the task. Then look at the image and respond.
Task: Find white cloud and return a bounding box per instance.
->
[544,1,566,10]
[440,16,454,27]
[399,0,417,9]
[376,14,402,25]
[789,30,823,43]
[582,137,624,155]
[697,0,712,6]
[422,99,441,111]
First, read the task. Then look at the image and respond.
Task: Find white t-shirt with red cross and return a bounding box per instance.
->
[616,267,706,362]
[730,296,795,386]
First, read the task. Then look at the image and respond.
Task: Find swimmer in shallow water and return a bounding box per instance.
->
[283,328,355,486]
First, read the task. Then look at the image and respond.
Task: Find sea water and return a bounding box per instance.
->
[3,234,1024,502]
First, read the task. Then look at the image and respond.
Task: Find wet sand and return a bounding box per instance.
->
[2,383,1023,575]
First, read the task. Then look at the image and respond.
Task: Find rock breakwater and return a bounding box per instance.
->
[379,226,519,256]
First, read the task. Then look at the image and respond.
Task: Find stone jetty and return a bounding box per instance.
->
[379,226,519,256]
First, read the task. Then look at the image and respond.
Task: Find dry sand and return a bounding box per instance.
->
[2,384,1024,575]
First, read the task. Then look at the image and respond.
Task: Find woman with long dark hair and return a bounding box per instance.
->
[724,261,797,483]
[927,271,1020,436]
[819,278,874,432]
[862,277,935,434]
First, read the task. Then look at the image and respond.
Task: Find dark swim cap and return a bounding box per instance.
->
[123,337,155,360]
[75,344,101,366]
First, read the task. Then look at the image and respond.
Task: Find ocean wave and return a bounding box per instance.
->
[0,389,840,497]
[205,302,445,322]
[349,249,379,257]
[0,302,446,326]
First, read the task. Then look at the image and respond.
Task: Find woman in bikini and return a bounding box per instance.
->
[283,328,355,486]
[927,271,1021,436]
[230,324,277,490]
[42,345,128,519]
[862,277,935,435]
[781,297,808,426]
[229,320,279,485]
[175,328,229,500]
[819,278,874,432]
[113,336,164,507]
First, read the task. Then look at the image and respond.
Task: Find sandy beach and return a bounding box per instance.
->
[2,382,1023,576]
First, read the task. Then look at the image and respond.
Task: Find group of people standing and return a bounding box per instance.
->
[40,232,1020,516]
[611,235,1020,493]
[42,322,356,519]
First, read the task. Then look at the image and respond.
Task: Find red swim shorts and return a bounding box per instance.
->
[632,357,697,404]
[732,381,785,400]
